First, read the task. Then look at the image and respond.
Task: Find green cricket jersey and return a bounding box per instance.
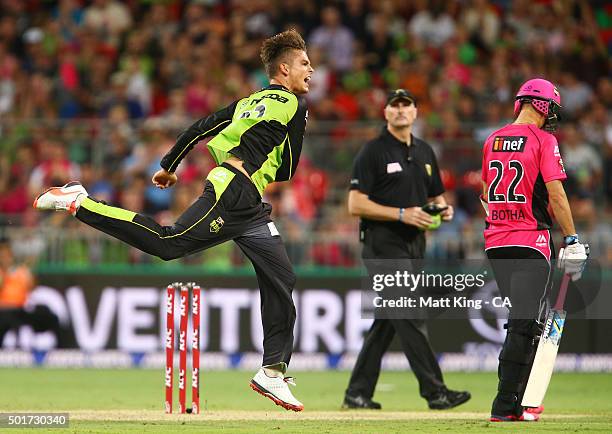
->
[160,84,308,195]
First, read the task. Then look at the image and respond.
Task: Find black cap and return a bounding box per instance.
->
[386,89,416,106]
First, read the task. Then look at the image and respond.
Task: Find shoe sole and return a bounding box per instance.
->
[341,404,381,410]
[341,401,381,410]
[249,380,304,412]
[525,406,544,415]
[490,412,540,422]
[490,416,539,422]
[429,394,471,410]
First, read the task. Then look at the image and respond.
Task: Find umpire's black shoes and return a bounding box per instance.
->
[342,394,382,409]
[427,388,471,410]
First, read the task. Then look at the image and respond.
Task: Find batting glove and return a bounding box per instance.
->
[558,235,590,281]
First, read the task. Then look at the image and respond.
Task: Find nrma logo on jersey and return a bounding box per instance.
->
[492,136,527,152]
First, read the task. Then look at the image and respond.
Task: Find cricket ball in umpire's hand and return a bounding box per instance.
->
[426,214,442,231]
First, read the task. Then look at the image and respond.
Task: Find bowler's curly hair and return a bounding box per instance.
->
[260,29,306,78]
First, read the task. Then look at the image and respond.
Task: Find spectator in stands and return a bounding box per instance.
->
[309,6,355,72]
[0,238,60,348]
[0,238,33,309]
[28,140,80,197]
[162,88,190,128]
[364,14,394,72]
[100,72,144,119]
[0,144,35,216]
[51,0,84,44]
[303,46,330,104]
[562,123,602,228]
[408,0,456,47]
[0,40,17,115]
[83,0,132,47]
[559,72,594,119]
[460,0,500,51]
[342,0,368,41]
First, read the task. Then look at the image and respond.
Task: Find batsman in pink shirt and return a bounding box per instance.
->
[480,78,589,422]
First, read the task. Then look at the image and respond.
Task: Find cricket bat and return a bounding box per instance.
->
[522,273,571,407]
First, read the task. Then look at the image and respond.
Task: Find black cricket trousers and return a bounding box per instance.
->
[76,163,296,367]
[487,246,553,416]
[346,228,446,400]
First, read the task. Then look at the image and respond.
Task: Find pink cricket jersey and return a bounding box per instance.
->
[482,124,567,260]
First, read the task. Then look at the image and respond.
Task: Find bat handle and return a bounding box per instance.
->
[553,273,571,311]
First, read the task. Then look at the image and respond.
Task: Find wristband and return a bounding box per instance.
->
[398,208,405,222]
[563,234,579,245]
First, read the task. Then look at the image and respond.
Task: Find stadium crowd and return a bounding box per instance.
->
[0,0,609,267]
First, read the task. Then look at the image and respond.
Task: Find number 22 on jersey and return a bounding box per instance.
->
[487,160,526,203]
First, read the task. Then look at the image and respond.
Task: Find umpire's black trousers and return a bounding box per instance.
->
[346,227,445,400]
[76,163,296,367]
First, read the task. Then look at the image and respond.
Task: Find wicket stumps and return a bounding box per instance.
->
[164,284,174,414]
[165,282,201,414]
[192,285,201,414]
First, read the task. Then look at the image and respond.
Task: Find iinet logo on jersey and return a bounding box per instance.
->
[492,136,526,152]
[536,234,548,248]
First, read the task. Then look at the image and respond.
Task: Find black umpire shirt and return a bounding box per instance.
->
[350,127,445,253]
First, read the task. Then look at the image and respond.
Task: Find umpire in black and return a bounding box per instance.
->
[342,89,471,410]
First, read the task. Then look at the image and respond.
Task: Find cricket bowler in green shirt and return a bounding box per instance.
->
[34,29,313,411]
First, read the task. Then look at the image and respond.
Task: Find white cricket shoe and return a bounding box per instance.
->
[33,181,88,215]
[250,368,304,411]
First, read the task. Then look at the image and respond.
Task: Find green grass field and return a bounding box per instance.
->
[0,369,610,433]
